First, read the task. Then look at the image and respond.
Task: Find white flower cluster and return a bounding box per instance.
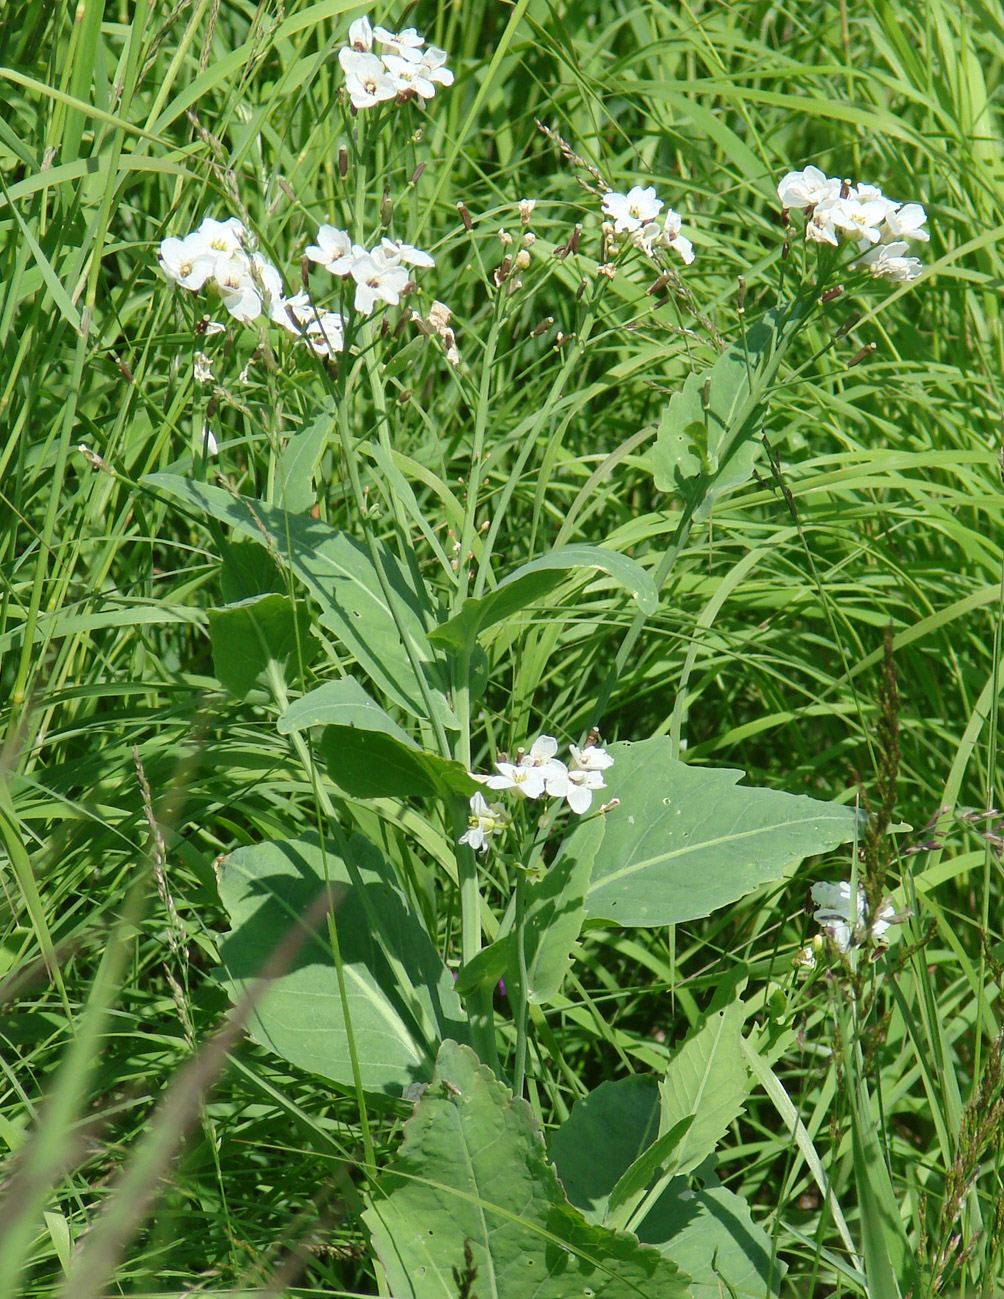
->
[601,186,695,264]
[338,16,453,110]
[158,216,345,356]
[306,225,434,315]
[460,736,614,853]
[777,166,928,282]
[793,880,908,971]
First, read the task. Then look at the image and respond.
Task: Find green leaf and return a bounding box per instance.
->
[522,817,603,1005]
[216,833,466,1095]
[429,545,659,652]
[455,820,602,1004]
[207,593,313,699]
[607,1116,695,1224]
[278,400,332,513]
[849,1064,912,1298]
[278,678,413,745]
[646,311,787,520]
[568,738,861,926]
[550,1076,663,1224]
[145,474,456,730]
[318,726,478,801]
[638,1167,785,1299]
[364,1041,691,1299]
[658,998,750,1178]
[220,539,283,603]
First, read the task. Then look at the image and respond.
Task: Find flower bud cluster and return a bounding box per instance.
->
[460,735,614,853]
[338,16,453,110]
[157,215,344,355]
[600,186,695,264]
[777,165,928,282]
[306,225,434,316]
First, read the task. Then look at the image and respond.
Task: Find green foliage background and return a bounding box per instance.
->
[2,0,1004,1293]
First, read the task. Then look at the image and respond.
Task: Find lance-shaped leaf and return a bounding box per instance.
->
[145,474,456,731]
[364,1041,691,1299]
[430,545,658,653]
[208,593,314,699]
[566,738,861,927]
[646,310,792,520]
[277,399,333,513]
[217,833,466,1095]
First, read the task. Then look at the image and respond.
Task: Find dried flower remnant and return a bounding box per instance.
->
[778,165,929,281]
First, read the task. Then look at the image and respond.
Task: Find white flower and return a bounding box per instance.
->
[565,767,606,814]
[459,792,510,853]
[519,735,569,797]
[347,15,373,50]
[882,202,929,243]
[374,24,425,62]
[852,240,924,282]
[196,216,247,254]
[810,880,897,952]
[651,208,694,264]
[193,351,214,383]
[602,186,663,234]
[568,742,614,772]
[776,165,839,210]
[213,251,262,323]
[158,233,216,290]
[306,225,359,275]
[417,45,453,88]
[349,247,411,314]
[518,198,536,224]
[382,53,437,99]
[815,195,889,246]
[197,424,219,456]
[304,310,346,357]
[339,49,397,108]
[476,761,547,800]
[805,201,841,247]
[378,236,435,268]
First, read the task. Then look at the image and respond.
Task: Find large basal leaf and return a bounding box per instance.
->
[364,1041,691,1299]
[638,1165,785,1299]
[208,593,313,699]
[568,737,861,926]
[646,311,788,520]
[145,474,456,731]
[658,997,750,1178]
[216,833,466,1095]
[430,545,659,653]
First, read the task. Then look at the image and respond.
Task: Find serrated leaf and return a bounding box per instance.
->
[566,738,861,926]
[319,726,478,801]
[145,474,456,731]
[430,545,658,652]
[216,833,466,1095]
[208,593,313,699]
[658,998,750,1177]
[278,678,413,745]
[364,1041,691,1299]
